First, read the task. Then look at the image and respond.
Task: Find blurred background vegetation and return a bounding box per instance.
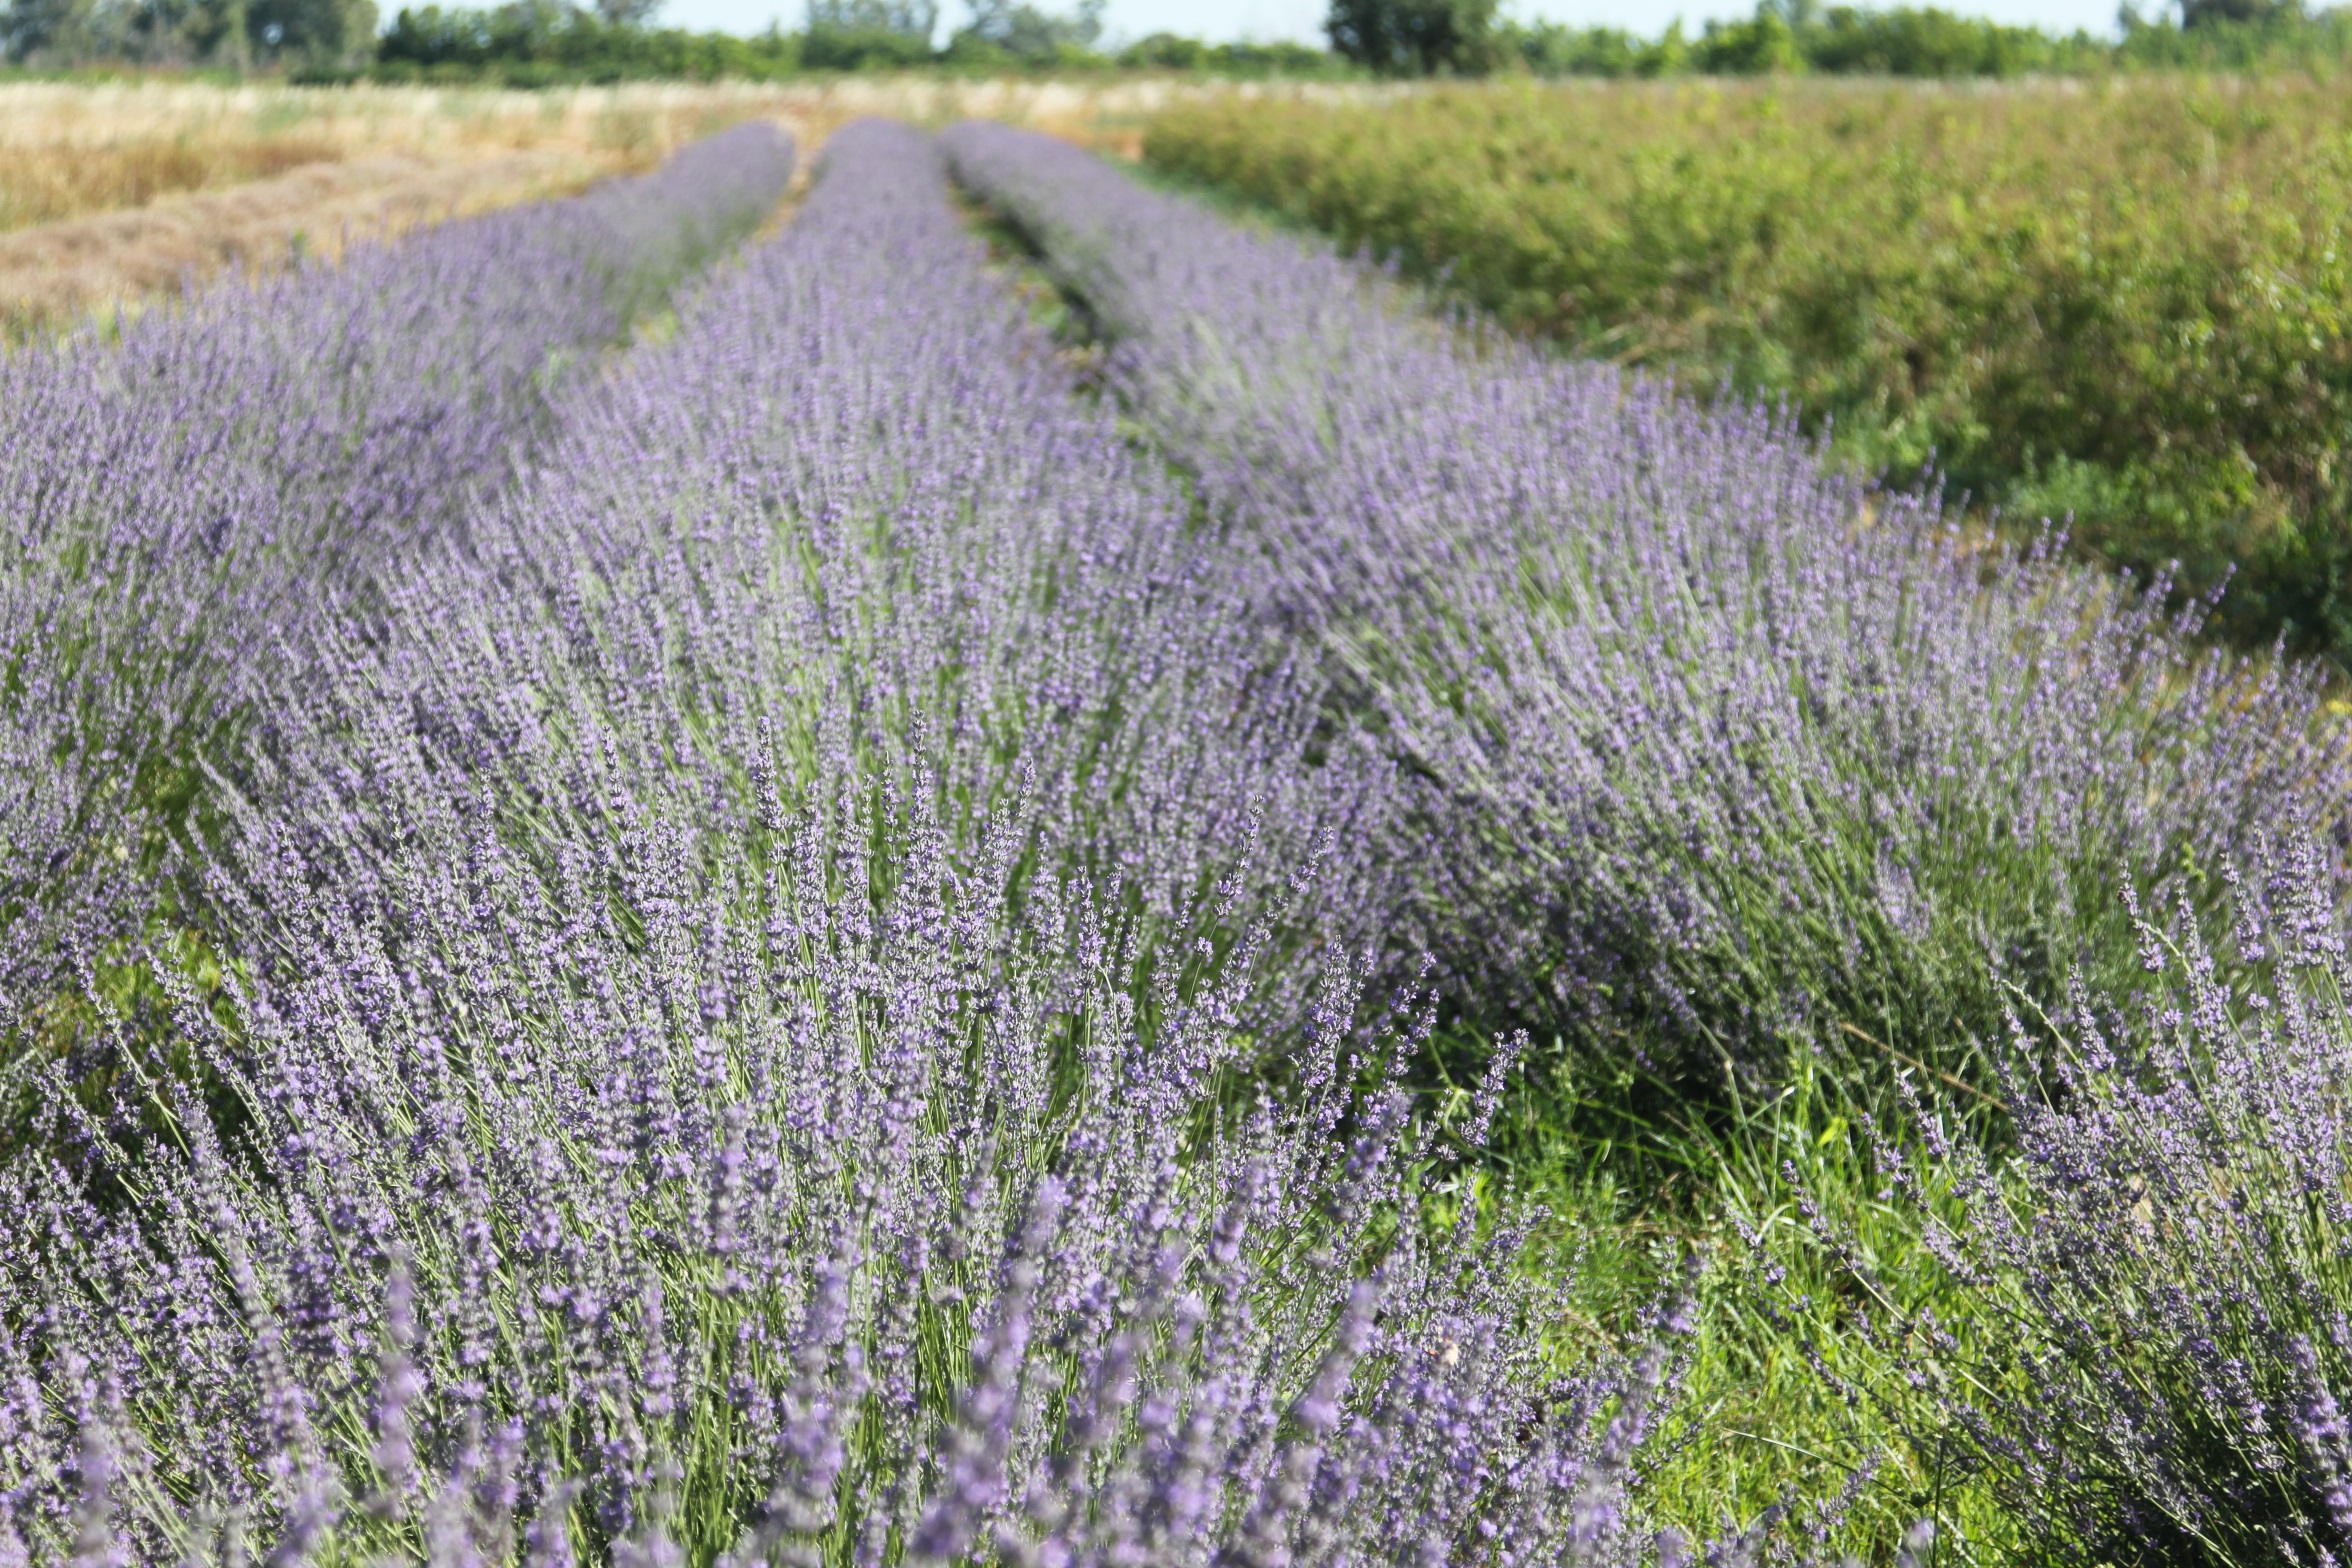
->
[4,0,2352,86]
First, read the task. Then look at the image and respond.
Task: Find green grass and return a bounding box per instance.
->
[1498,1038,2026,1559]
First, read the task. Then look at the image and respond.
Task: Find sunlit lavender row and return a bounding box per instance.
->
[945,120,2351,1084]
[944,122,2352,1559]
[0,121,1702,1566]
[0,121,794,1026]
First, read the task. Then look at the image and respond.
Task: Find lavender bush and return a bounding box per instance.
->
[0,123,792,1055]
[1761,833,2352,1564]
[0,122,1692,1565]
[942,122,2351,1090]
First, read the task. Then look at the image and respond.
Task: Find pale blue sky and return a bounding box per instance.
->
[656,0,2132,46]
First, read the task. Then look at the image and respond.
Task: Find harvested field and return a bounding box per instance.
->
[0,147,600,330]
[0,132,344,232]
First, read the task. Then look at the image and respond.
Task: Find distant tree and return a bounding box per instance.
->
[806,0,928,34]
[1326,0,1496,73]
[374,2,800,80]
[0,0,364,62]
[953,0,1100,57]
[1691,6,1803,70]
[1118,27,1203,66]
[802,0,930,64]
[1,0,368,65]
[0,0,95,59]
[0,0,183,61]
[2180,0,2296,25]
[247,0,375,60]
[1500,18,1648,74]
[1210,37,1336,70]
[1799,4,2053,75]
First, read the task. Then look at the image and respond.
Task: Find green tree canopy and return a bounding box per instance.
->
[0,0,371,64]
[805,0,929,35]
[2180,0,2299,26]
[1326,0,1497,73]
[947,0,1102,60]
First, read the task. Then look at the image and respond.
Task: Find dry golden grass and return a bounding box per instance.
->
[0,133,347,231]
[0,74,1337,206]
[0,80,789,230]
[0,147,604,330]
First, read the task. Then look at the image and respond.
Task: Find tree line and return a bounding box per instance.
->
[0,0,1336,74]
[1,0,2348,90]
[1343,0,2352,75]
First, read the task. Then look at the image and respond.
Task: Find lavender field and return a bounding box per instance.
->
[3,111,2350,1566]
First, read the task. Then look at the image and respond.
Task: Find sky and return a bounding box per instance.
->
[656,0,2130,49]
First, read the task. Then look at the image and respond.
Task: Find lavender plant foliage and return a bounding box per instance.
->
[941,123,2352,1089]
[404,126,1397,987]
[0,124,792,1061]
[1767,835,2352,1566]
[0,122,1685,1566]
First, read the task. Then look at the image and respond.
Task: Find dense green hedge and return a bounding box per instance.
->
[1500,7,2101,76]
[1499,4,2352,78]
[22,1,2352,88]
[355,8,1348,83]
[369,6,799,81]
[1149,77,2352,663]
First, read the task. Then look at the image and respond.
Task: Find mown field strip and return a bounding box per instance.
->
[0,147,607,333]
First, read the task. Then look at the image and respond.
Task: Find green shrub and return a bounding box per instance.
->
[1692,10,1807,73]
[800,22,930,69]
[1800,5,2074,74]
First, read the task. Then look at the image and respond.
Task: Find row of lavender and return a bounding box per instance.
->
[943,122,2346,1082]
[944,123,2352,1562]
[0,123,794,1029]
[0,122,1696,1564]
